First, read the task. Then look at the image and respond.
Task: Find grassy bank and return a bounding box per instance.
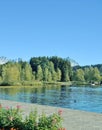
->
[0,81,72,87]
[0,80,96,87]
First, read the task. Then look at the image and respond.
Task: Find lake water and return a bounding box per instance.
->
[0,85,102,113]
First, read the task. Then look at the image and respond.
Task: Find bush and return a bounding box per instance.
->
[0,104,66,130]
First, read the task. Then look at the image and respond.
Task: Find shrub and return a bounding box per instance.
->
[0,104,66,130]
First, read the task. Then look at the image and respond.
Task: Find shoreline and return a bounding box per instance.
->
[0,81,72,87]
[0,99,102,130]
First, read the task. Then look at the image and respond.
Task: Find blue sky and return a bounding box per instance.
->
[0,0,102,66]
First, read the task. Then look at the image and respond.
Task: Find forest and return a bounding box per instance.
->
[0,56,102,86]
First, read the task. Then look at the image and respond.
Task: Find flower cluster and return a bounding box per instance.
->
[0,104,66,130]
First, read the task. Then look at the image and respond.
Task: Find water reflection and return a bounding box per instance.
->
[0,85,102,113]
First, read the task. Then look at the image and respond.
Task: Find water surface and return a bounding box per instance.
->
[0,85,102,113]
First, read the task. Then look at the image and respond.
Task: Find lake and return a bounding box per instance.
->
[0,85,102,113]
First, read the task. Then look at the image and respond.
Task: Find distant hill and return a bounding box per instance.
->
[66,57,79,67]
[0,57,9,65]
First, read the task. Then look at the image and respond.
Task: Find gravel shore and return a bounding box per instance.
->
[0,99,102,130]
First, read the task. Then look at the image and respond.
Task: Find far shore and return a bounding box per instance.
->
[0,80,99,87]
[0,81,72,87]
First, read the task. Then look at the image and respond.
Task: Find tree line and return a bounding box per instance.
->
[0,56,102,86]
[73,66,101,84]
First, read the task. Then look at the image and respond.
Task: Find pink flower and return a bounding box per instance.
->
[16,105,21,109]
[58,109,63,115]
[6,106,9,110]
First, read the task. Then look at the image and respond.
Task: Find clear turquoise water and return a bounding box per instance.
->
[0,85,102,113]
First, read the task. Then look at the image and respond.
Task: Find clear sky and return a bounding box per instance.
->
[0,0,102,66]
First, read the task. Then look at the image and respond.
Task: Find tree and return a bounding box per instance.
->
[74,69,85,81]
[47,71,52,82]
[43,67,49,81]
[36,65,43,81]
[20,62,33,81]
[84,67,90,82]
[3,63,20,84]
[24,63,33,81]
[92,67,101,82]
[48,61,57,81]
[56,68,61,81]
[61,61,70,82]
